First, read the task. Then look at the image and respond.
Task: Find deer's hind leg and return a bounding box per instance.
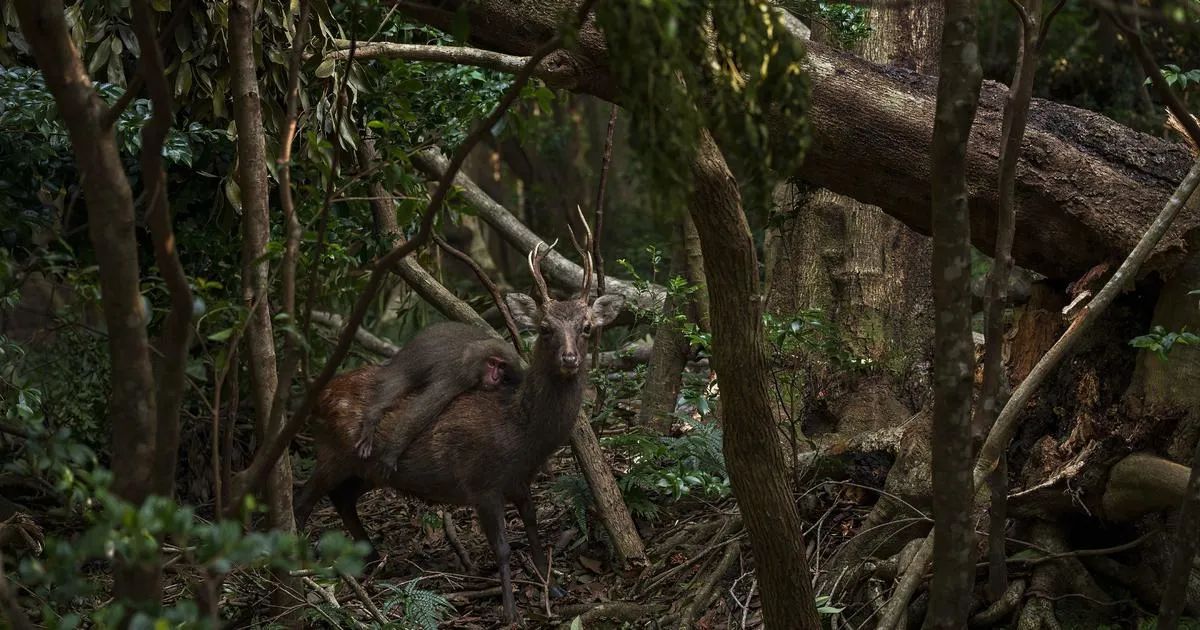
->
[294,456,347,529]
[329,477,378,562]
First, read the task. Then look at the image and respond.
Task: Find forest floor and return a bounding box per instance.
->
[261,436,877,629]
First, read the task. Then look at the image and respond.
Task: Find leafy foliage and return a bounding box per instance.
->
[603,420,731,520]
[1131,324,1200,360]
[596,0,811,211]
[1152,64,1200,89]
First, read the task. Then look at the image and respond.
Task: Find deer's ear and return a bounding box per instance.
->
[505,293,540,331]
[590,294,624,328]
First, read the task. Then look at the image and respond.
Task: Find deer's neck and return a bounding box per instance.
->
[513,354,584,436]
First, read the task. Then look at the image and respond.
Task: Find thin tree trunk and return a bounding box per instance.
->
[637,235,689,434]
[568,419,647,564]
[687,130,821,629]
[229,0,295,535]
[975,0,1042,601]
[12,0,162,607]
[131,0,194,500]
[682,214,710,332]
[924,0,984,626]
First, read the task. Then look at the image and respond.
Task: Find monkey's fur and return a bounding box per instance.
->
[354,322,523,466]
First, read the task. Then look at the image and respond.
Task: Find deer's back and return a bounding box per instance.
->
[313,365,551,506]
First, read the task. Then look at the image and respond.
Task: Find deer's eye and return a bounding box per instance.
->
[539,324,551,335]
[582,323,593,335]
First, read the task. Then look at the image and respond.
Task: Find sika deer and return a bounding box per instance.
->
[294,238,623,623]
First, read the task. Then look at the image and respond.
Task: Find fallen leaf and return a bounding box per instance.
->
[578,555,604,574]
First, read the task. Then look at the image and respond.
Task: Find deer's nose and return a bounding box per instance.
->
[561,352,579,368]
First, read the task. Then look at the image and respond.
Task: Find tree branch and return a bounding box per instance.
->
[411,148,665,311]
[433,232,525,358]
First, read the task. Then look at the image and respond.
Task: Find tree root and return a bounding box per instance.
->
[971,579,1025,627]
[441,510,475,574]
[555,601,668,626]
[676,540,742,629]
[1102,452,1190,522]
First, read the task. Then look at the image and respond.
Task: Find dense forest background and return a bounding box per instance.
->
[1,0,1200,627]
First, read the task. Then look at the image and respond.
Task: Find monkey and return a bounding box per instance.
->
[354,322,524,466]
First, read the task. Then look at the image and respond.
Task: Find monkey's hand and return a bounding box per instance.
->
[355,433,374,459]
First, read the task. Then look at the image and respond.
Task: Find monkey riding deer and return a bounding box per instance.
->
[294,229,623,623]
[353,322,525,466]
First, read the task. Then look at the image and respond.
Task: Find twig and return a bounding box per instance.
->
[343,573,388,624]
[445,586,503,601]
[232,0,602,505]
[433,232,525,358]
[308,310,398,357]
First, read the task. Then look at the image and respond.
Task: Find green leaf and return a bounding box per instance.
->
[314,58,336,79]
[570,616,584,630]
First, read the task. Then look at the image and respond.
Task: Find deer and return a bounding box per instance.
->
[294,225,623,623]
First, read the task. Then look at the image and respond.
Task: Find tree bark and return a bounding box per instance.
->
[686,130,821,629]
[397,0,1200,282]
[229,0,295,533]
[925,0,984,626]
[637,236,690,434]
[12,0,162,607]
[130,0,194,501]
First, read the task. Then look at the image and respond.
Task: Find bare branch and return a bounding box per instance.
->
[433,232,525,358]
[592,104,619,297]
[411,148,665,311]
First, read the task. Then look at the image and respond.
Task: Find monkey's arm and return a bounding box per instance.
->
[355,370,413,458]
[384,385,460,461]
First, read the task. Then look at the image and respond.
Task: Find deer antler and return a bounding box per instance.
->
[566,205,594,299]
[527,239,557,303]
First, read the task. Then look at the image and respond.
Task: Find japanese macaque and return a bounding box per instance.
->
[354,322,523,465]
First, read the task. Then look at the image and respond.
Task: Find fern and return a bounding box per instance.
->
[379,582,455,630]
[550,474,592,540]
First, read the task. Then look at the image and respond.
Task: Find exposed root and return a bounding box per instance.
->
[676,540,742,629]
[971,579,1026,627]
[555,601,668,626]
[1102,452,1190,522]
[1016,597,1061,630]
[441,509,476,574]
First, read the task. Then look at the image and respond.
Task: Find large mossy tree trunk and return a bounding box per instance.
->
[766,0,942,440]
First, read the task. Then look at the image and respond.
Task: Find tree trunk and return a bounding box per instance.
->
[767,0,939,453]
[397,0,1199,283]
[12,0,162,608]
[687,130,821,629]
[229,0,297,616]
[637,235,690,434]
[925,0,983,625]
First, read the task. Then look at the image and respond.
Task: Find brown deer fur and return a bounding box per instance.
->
[295,283,623,622]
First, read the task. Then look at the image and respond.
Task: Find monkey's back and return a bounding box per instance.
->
[313,364,542,508]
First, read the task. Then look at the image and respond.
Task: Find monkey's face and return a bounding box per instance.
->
[482,356,507,389]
